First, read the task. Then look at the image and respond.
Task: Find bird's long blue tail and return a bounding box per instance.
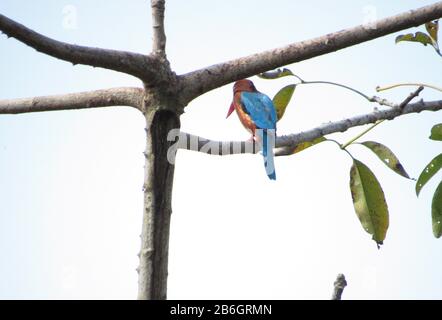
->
[261,129,276,180]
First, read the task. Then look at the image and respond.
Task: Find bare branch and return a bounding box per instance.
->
[177,99,442,155]
[151,0,167,55]
[331,274,347,300]
[0,87,144,114]
[398,86,424,110]
[178,2,442,104]
[0,14,163,83]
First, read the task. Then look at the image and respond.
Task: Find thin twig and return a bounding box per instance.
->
[342,82,426,147]
[298,80,373,101]
[398,86,424,110]
[151,0,167,55]
[341,120,383,149]
[377,83,442,93]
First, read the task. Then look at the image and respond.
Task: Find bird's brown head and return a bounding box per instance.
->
[233,79,257,94]
[227,79,258,118]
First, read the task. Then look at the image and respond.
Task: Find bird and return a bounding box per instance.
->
[226,79,277,180]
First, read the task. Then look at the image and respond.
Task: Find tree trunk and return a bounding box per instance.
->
[137,105,180,300]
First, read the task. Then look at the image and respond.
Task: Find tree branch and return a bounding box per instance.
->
[0,14,163,83]
[398,86,424,110]
[331,274,347,300]
[151,0,167,55]
[0,87,144,114]
[178,2,442,104]
[177,99,442,155]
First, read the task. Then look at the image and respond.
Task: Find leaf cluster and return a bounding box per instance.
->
[258,66,440,246]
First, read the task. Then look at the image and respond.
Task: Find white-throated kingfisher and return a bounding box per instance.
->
[227,79,277,180]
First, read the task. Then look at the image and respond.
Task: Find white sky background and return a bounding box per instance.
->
[0,0,441,299]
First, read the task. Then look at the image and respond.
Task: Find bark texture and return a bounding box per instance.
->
[0,87,143,114]
[331,274,347,300]
[151,0,167,55]
[138,103,180,300]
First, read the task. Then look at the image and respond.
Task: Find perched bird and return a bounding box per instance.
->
[227,79,277,180]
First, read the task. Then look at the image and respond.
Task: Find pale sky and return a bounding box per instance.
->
[0,0,441,299]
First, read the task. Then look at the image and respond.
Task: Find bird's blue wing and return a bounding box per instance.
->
[240,92,277,129]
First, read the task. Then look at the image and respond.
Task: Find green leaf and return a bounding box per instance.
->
[395,32,433,46]
[360,141,410,179]
[432,181,442,238]
[350,159,389,246]
[291,137,326,154]
[416,154,442,196]
[426,20,439,43]
[396,21,441,57]
[275,137,326,156]
[430,123,442,141]
[257,68,294,80]
[273,84,296,120]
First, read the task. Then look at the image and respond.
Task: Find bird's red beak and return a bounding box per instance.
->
[226,102,235,118]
